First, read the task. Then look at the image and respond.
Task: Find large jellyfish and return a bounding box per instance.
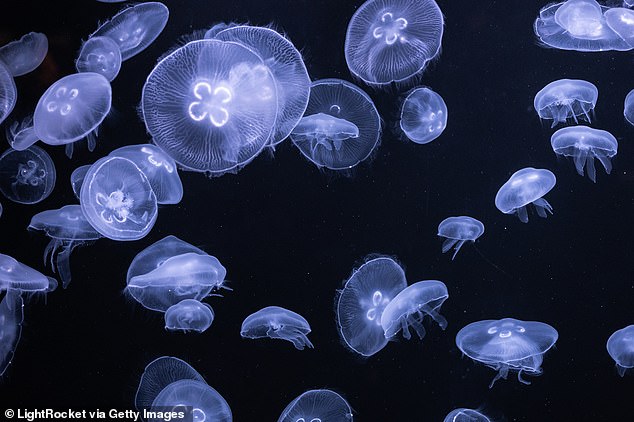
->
[550,126,617,182]
[0,253,57,293]
[344,0,444,86]
[443,408,491,422]
[28,205,102,289]
[142,39,278,175]
[277,389,353,422]
[0,62,16,125]
[75,36,122,82]
[336,256,407,357]
[607,325,634,376]
[0,32,48,77]
[534,79,598,127]
[437,216,484,260]
[399,86,447,144]
[0,146,56,204]
[495,167,556,223]
[165,299,214,333]
[0,290,24,376]
[240,306,313,350]
[456,317,558,387]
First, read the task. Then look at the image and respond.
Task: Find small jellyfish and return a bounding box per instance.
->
[0,62,16,125]
[240,306,313,350]
[437,216,484,260]
[0,290,24,376]
[495,167,556,223]
[443,408,491,422]
[345,0,444,86]
[75,36,122,82]
[0,32,48,77]
[607,325,634,376]
[0,146,56,204]
[336,256,407,357]
[456,317,558,387]
[290,79,381,170]
[80,156,157,241]
[550,126,617,182]
[70,164,91,200]
[277,389,353,422]
[28,205,101,288]
[380,280,448,340]
[165,299,214,333]
[400,87,447,144]
[534,79,598,127]
[624,88,634,126]
[0,253,57,293]
[152,380,232,422]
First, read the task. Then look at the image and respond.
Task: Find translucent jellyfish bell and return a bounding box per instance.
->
[550,126,617,182]
[240,306,313,350]
[165,299,214,333]
[0,32,48,77]
[495,167,556,223]
[0,253,57,293]
[624,88,634,125]
[0,62,16,125]
[437,216,484,260]
[151,380,232,422]
[443,408,491,422]
[277,389,353,422]
[604,8,634,46]
[399,87,448,144]
[0,290,24,376]
[607,325,634,376]
[142,39,278,175]
[534,79,598,127]
[75,36,122,82]
[554,0,604,39]
[0,146,56,204]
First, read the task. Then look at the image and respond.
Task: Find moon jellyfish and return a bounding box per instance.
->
[495,167,556,223]
[380,280,448,340]
[607,325,634,376]
[152,380,232,422]
[0,253,57,293]
[400,87,447,144]
[278,389,353,422]
[344,0,444,86]
[165,299,214,333]
[70,164,91,200]
[336,256,407,357]
[91,2,169,61]
[534,79,598,127]
[28,205,101,289]
[550,126,617,182]
[290,79,381,170]
[624,89,634,125]
[0,62,16,125]
[80,156,157,241]
[126,235,227,312]
[240,306,313,350]
[456,317,558,388]
[0,146,56,204]
[0,290,23,376]
[109,144,183,204]
[75,36,122,82]
[0,32,48,77]
[142,39,278,175]
[437,216,484,260]
[443,408,491,422]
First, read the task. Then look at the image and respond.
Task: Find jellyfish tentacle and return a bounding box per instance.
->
[441,237,458,254]
[532,198,553,218]
[516,205,529,223]
[56,241,74,289]
[451,239,466,260]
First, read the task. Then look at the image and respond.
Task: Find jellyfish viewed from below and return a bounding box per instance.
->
[550,126,617,182]
[495,167,556,223]
[152,379,232,422]
[240,306,313,350]
[336,256,407,357]
[400,87,447,144]
[534,79,597,127]
[277,389,353,422]
[624,88,634,126]
[0,253,57,293]
[0,290,24,376]
[607,325,634,376]
[345,0,444,86]
[75,36,122,82]
[0,32,48,77]
[456,317,558,387]
[437,216,484,260]
[165,299,214,333]
[443,408,491,422]
[0,62,16,125]
[0,146,56,204]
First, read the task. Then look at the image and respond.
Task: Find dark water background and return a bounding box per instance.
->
[1,0,633,420]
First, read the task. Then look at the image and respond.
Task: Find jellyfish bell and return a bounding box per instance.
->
[607,325,634,376]
[0,145,56,205]
[151,379,232,422]
[165,299,214,333]
[437,216,485,260]
[75,36,122,82]
[240,306,313,350]
[0,32,48,77]
[495,167,556,223]
[399,86,448,144]
[0,61,16,125]
[277,389,353,422]
[0,253,57,294]
[534,79,598,127]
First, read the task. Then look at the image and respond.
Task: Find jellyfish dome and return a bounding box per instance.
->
[534,79,598,127]
[624,89,634,126]
[607,325,634,376]
[151,379,232,422]
[70,164,91,200]
[336,256,407,356]
[0,32,48,77]
[0,62,16,125]
[550,126,617,182]
[240,306,313,350]
[344,0,444,86]
[277,389,353,422]
[456,317,558,387]
[290,79,381,170]
[0,146,56,204]
[75,36,122,82]
[399,87,447,144]
[142,39,278,175]
[495,167,556,223]
[437,216,484,260]
[165,299,214,333]
[0,253,57,293]
[443,408,491,422]
[0,290,24,376]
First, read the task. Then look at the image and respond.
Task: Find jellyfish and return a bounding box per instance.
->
[443,408,491,422]
[0,61,16,125]
[90,2,169,61]
[28,205,102,289]
[165,299,214,333]
[109,144,183,204]
[624,89,634,126]
[495,167,556,223]
[126,235,228,312]
[550,126,617,182]
[0,32,48,77]
[0,146,56,204]
[80,156,157,241]
[278,389,353,422]
[75,36,122,82]
[152,380,232,422]
[534,79,598,127]
[0,290,24,376]
[437,216,484,260]
[400,87,447,144]
[290,79,381,170]
[336,256,407,357]
[0,253,57,293]
[70,164,91,200]
[240,306,313,350]
[456,317,558,387]
[344,0,444,86]
[604,8,634,46]
[607,325,634,376]
[380,280,448,340]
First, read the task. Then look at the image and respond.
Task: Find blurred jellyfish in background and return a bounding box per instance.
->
[277,389,353,422]
[399,87,447,144]
[164,299,214,333]
[534,79,598,127]
[0,146,56,205]
[624,88,634,125]
[290,79,381,170]
[550,126,617,182]
[0,290,24,376]
[607,325,634,376]
[495,167,556,223]
[456,317,558,387]
[0,253,57,293]
[0,32,48,77]
[336,256,407,357]
[28,205,101,289]
[437,216,484,260]
[344,0,443,86]
[70,164,91,200]
[75,36,122,82]
[240,306,313,350]
[443,408,492,422]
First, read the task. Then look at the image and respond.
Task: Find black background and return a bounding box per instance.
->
[1,0,633,420]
